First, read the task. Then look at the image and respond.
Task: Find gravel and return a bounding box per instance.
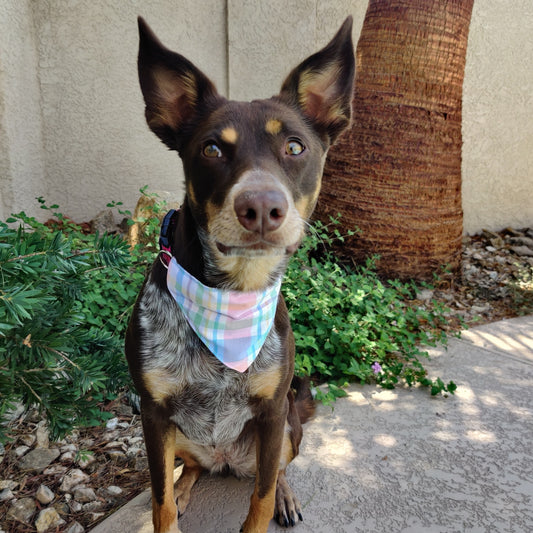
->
[0,395,150,532]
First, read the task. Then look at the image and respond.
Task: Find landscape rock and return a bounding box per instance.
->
[59,469,89,492]
[35,507,66,532]
[19,433,36,447]
[15,445,30,457]
[73,486,97,503]
[107,450,128,463]
[18,447,60,472]
[126,446,143,458]
[7,497,36,524]
[105,417,119,430]
[54,501,70,515]
[104,440,126,450]
[35,421,50,448]
[0,480,18,490]
[510,235,533,248]
[36,484,55,504]
[82,500,104,512]
[69,500,83,512]
[87,512,105,523]
[91,209,117,234]
[3,402,25,424]
[61,443,77,454]
[417,289,434,302]
[134,456,149,471]
[106,485,123,496]
[65,521,85,533]
[510,245,533,257]
[0,488,14,501]
[43,463,68,476]
[61,450,77,462]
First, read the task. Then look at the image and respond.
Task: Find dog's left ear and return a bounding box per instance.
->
[137,17,221,151]
[278,17,355,145]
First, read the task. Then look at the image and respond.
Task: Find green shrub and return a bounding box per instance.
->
[0,206,132,441]
[0,195,455,443]
[283,218,457,403]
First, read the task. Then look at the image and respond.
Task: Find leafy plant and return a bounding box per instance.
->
[0,207,132,441]
[1,193,457,443]
[282,218,457,403]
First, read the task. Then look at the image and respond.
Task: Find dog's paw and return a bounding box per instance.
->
[274,472,302,527]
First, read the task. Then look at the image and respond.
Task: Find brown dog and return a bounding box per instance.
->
[125,16,355,533]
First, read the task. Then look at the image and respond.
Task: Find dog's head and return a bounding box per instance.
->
[138,17,355,290]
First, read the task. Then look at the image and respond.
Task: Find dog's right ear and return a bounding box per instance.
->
[278,17,355,146]
[137,17,220,150]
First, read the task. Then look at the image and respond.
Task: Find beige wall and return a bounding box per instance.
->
[0,0,532,234]
[227,0,368,101]
[0,0,46,221]
[462,0,533,233]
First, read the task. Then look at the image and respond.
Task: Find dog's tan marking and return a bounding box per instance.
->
[295,174,323,218]
[294,194,312,219]
[173,451,203,517]
[144,369,182,405]
[221,126,238,144]
[152,427,179,533]
[279,429,295,470]
[187,181,198,207]
[249,366,282,400]
[218,255,285,291]
[242,483,277,533]
[205,198,221,229]
[265,119,283,135]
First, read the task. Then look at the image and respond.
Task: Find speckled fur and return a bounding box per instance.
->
[137,276,285,471]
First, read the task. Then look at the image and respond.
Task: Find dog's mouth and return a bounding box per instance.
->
[216,240,300,257]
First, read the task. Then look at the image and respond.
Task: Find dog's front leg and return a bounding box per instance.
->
[142,402,180,533]
[241,401,287,533]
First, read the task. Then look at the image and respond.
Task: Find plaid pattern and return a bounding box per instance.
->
[166,257,281,372]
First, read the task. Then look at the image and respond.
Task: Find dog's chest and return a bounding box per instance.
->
[137,280,282,447]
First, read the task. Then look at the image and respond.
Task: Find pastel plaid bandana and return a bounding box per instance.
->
[166,257,281,372]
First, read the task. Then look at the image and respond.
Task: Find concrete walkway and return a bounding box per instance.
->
[92,316,533,533]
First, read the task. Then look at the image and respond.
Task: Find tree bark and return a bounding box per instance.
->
[316,0,475,280]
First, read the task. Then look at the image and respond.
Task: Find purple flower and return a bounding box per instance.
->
[371,362,382,374]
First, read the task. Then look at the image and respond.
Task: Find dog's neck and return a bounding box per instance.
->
[170,198,288,292]
[169,200,208,284]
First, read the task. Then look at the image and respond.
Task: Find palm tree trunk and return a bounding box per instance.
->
[317,0,474,280]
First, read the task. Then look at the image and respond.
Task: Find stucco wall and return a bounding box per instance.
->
[0,0,46,221]
[227,0,368,101]
[462,0,533,233]
[29,0,227,222]
[0,0,532,233]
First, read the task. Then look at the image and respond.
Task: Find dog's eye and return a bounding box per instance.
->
[285,139,305,156]
[203,143,222,158]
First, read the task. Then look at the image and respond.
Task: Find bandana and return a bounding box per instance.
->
[166,257,281,372]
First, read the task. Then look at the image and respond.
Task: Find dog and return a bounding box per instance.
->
[125,15,355,533]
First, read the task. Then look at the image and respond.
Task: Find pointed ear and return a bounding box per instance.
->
[278,17,355,145]
[137,17,221,150]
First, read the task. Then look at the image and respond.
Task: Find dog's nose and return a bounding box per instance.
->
[234,189,288,234]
